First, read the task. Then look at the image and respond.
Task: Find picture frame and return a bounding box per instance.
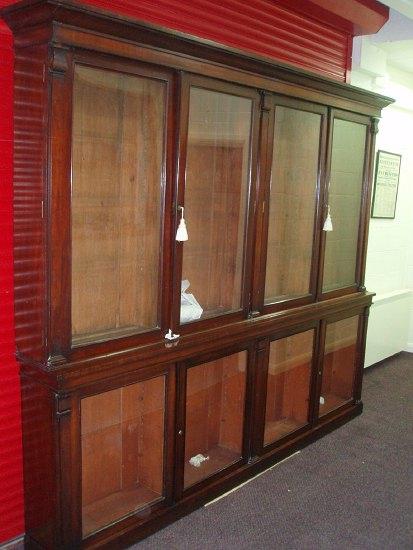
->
[371,150,401,219]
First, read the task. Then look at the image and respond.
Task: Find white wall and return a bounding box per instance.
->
[352,35,413,365]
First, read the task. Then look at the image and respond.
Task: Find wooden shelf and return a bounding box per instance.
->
[83,485,163,537]
[319,392,350,416]
[264,418,306,445]
[184,445,240,489]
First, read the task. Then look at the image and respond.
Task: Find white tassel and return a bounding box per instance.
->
[176,206,188,241]
[323,205,333,232]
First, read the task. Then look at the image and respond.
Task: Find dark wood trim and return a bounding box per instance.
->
[309,319,323,426]
[48,46,73,357]
[320,286,360,301]
[313,319,327,423]
[251,337,270,456]
[57,392,82,546]
[250,92,274,316]
[52,25,390,118]
[174,355,187,501]
[33,293,374,391]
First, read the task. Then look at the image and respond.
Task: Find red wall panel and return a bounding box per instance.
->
[0,7,24,542]
[85,0,351,81]
[0,0,364,543]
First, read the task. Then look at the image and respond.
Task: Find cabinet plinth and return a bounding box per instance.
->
[1,0,393,548]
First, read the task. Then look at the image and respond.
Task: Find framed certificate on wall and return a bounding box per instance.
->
[371,150,401,219]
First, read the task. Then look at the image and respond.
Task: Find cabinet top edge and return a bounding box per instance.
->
[2,0,394,110]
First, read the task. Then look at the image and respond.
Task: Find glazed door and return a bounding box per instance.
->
[321,111,371,296]
[176,346,252,494]
[67,56,174,349]
[256,96,326,314]
[173,75,260,331]
[254,325,318,454]
[79,365,175,541]
[317,314,362,418]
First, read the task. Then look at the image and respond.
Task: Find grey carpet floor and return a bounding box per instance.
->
[131,352,413,550]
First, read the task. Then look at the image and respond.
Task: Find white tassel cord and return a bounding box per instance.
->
[323,205,333,232]
[176,206,189,241]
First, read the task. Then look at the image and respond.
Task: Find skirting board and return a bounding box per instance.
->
[0,536,24,550]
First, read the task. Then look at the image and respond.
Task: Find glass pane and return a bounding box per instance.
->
[323,119,366,292]
[265,107,321,304]
[181,87,252,323]
[264,330,313,446]
[81,376,165,537]
[72,66,165,344]
[319,316,359,416]
[184,351,247,488]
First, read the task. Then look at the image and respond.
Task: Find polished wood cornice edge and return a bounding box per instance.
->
[17,292,375,390]
[1,0,394,111]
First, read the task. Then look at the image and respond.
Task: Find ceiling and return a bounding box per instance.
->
[372,1,413,73]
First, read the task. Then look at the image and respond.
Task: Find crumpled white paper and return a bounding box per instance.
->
[180,280,203,323]
[189,453,210,468]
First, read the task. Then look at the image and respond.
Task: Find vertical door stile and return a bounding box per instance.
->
[49,47,74,358]
[244,90,264,319]
[311,108,328,301]
[174,359,188,501]
[316,108,334,300]
[313,319,327,423]
[252,337,270,456]
[170,72,190,335]
[250,92,274,316]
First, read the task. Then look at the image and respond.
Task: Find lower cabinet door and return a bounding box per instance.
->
[263,329,315,448]
[318,315,360,417]
[180,348,249,491]
[80,372,169,537]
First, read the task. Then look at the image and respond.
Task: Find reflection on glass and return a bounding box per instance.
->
[184,351,247,488]
[265,107,321,304]
[323,119,366,292]
[81,377,165,537]
[181,87,252,323]
[71,66,165,344]
[264,330,313,446]
[319,316,359,416]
